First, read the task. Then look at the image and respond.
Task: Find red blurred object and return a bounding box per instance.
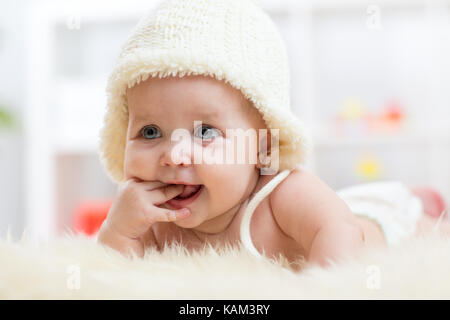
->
[410,187,448,218]
[382,101,404,123]
[73,199,113,236]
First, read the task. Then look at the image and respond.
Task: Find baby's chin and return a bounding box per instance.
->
[159,201,202,227]
[172,212,202,229]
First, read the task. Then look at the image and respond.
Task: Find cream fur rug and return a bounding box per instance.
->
[1,231,449,299]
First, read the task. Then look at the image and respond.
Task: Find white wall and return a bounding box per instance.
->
[1,0,449,240]
[0,0,27,240]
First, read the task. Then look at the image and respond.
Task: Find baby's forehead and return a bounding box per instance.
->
[128,74,245,98]
[127,75,253,116]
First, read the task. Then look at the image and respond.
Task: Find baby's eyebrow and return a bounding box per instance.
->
[132,109,220,123]
[190,108,220,120]
[130,114,155,125]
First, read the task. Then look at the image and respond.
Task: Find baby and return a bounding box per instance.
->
[97,0,448,268]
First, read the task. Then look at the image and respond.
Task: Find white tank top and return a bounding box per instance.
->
[239,169,292,259]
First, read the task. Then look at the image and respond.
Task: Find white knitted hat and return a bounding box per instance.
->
[100,0,311,183]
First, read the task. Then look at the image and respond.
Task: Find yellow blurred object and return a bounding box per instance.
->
[355,153,382,180]
[340,99,366,121]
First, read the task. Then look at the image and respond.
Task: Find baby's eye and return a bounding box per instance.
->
[194,125,222,141]
[140,125,161,140]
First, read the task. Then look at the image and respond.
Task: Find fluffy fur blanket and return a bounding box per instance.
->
[1,231,449,299]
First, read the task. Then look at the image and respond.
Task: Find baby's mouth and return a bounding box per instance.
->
[166,184,203,209]
[174,185,202,200]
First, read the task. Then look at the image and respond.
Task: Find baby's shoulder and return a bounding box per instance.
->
[267,166,315,234]
[254,165,303,196]
[268,165,307,204]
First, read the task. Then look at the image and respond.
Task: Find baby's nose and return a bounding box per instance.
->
[160,135,193,167]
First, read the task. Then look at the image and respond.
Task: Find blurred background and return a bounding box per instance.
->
[0,0,449,242]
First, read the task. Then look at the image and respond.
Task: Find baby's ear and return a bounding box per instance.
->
[256,129,272,169]
[258,129,272,153]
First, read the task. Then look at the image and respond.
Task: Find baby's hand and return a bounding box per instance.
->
[97,179,190,257]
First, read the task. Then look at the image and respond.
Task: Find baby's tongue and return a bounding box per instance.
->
[179,185,200,198]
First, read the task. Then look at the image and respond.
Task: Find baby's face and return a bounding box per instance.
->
[124,75,267,233]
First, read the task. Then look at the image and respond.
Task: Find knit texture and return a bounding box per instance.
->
[100,0,311,183]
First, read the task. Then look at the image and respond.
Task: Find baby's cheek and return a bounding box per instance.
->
[201,142,227,164]
[203,137,258,166]
[205,164,253,195]
[123,143,154,179]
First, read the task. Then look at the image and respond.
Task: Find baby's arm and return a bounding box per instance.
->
[270,167,366,267]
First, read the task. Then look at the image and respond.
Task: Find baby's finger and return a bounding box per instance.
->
[148,207,191,224]
[151,184,185,205]
[126,178,168,191]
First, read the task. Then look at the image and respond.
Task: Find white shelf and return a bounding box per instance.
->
[314,134,432,148]
[52,77,105,155]
[312,126,450,147]
[259,0,449,12]
[54,140,99,155]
